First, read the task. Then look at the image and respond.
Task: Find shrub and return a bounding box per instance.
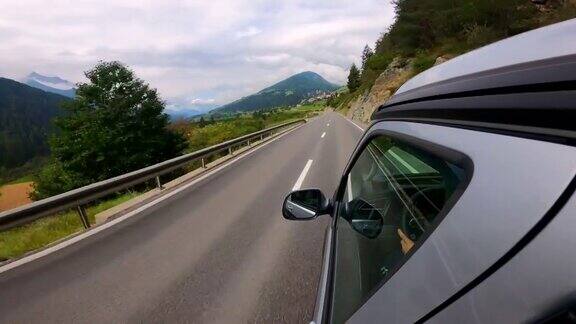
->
[412,53,436,74]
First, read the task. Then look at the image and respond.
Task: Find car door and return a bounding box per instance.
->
[326,121,576,323]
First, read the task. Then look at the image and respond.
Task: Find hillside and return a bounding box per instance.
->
[213,71,338,113]
[332,0,576,123]
[0,77,69,170]
[25,72,76,98]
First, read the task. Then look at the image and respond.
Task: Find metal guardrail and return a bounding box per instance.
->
[0,119,306,232]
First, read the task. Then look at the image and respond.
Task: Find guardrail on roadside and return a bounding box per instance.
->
[0,119,306,232]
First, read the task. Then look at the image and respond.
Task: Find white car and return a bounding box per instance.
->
[283,19,576,323]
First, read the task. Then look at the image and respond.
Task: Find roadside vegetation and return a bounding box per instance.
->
[0,57,325,261]
[329,0,576,111]
[170,102,325,153]
[0,191,139,261]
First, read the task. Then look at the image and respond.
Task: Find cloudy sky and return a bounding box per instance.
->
[0,0,395,112]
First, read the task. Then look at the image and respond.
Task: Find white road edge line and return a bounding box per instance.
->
[321,132,326,138]
[292,159,313,191]
[344,117,365,132]
[0,124,304,275]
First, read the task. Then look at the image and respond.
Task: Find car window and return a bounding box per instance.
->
[331,135,466,323]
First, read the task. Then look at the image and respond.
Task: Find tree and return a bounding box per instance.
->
[361,45,374,71]
[347,64,361,92]
[33,61,186,199]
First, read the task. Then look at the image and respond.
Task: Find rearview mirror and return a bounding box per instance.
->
[282,189,331,220]
[346,198,384,239]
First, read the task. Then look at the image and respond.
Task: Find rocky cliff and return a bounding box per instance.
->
[344,55,453,125]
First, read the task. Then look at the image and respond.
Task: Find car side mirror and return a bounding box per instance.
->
[346,198,384,239]
[282,189,331,220]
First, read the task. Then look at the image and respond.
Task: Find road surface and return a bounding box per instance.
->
[0,112,363,323]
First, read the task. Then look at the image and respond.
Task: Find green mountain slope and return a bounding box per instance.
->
[0,77,69,169]
[213,71,338,113]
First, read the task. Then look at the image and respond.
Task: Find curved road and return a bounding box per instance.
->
[0,112,363,323]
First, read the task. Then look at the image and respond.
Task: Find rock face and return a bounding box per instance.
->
[344,54,454,124]
[346,57,414,124]
[433,55,453,66]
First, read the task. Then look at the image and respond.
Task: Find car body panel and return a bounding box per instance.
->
[312,225,333,323]
[344,121,576,323]
[429,191,576,323]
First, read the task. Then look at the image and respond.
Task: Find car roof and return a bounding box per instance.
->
[372,19,576,145]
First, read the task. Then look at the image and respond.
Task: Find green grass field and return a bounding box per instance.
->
[0,191,139,261]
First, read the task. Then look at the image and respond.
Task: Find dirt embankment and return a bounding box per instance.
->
[0,182,33,212]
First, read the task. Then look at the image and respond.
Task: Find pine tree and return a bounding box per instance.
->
[347,64,361,92]
[361,45,374,71]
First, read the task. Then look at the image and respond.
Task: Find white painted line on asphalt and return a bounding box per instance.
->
[346,118,365,132]
[326,123,330,127]
[321,132,326,138]
[292,159,313,191]
[0,125,304,275]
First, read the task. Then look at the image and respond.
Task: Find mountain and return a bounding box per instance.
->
[25,72,76,98]
[165,103,217,120]
[165,108,203,120]
[213,71,339,113]
[0,77,69,169]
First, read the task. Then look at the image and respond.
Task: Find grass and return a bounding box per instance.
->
[0,191,140,261]
[5,174,35,185]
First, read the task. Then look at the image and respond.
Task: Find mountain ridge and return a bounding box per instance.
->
[0,77,69,169]
[25,72,76,98]
[213,71,338,114]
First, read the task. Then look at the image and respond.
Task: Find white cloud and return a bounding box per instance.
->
[235,26,262,39]
[0,0,395,108]
[190,98,216,105]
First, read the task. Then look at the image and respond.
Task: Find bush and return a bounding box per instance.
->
[412,53,436,74]
[464,23,500,48]
[31,161,85,200]
[365,53,394,72]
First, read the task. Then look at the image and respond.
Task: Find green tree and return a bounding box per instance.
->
[347,64,361,92]
[198,116,207,127]
[33,61,186,199]
[361,45,374,71]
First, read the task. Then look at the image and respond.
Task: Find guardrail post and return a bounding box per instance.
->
[76,205,90,229]
[155,176,163,190]
[229,147,233,155]
[247,138,251,147]
[260,133,263,141]
[201,157,206,168]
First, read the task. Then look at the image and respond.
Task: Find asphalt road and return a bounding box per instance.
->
[0,111,363,323]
